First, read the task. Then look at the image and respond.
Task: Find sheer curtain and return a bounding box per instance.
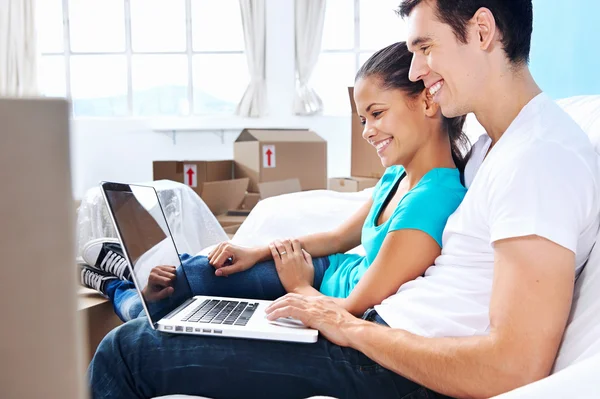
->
[293,0,326,115]
[0,0,38,96]
[236,0,267,117]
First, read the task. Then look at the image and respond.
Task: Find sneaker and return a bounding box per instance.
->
[82,238,131,281]
[80,264,118,297]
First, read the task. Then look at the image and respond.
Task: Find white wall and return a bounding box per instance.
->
[71,0,352,199]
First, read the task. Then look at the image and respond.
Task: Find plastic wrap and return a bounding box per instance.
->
[76,180,228,259]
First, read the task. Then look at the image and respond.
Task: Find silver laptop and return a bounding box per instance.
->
[100,181,318,343]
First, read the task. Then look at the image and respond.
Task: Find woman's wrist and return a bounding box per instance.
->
[254,245,272,262]
[292,285,321,296]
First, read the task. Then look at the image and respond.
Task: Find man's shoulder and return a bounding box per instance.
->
[500,101,597,175]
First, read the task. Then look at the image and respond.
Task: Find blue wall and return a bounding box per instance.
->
[530,1,600,99]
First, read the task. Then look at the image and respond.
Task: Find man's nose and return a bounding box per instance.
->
[409,53,429,83]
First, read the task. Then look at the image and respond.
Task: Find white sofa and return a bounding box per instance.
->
[158,95,600,399]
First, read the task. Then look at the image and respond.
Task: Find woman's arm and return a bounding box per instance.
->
[210,198,373,275]
[280,228,440,316]
[253,198,373,262]
[340,229,440,316]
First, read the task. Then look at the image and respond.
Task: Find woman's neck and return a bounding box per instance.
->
[403,135,456,189]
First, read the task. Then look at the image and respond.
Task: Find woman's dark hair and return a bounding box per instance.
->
[355,41,470,175]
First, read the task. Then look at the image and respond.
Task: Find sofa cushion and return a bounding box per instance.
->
[552,95,600,372]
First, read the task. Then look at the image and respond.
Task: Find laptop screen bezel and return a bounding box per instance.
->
[100,181,193,328]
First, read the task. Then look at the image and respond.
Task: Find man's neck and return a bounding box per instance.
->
[473,65,542,144]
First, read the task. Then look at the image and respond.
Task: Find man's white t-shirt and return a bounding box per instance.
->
[375,93,600,337]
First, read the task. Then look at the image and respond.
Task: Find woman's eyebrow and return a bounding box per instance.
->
[366,103,385,112]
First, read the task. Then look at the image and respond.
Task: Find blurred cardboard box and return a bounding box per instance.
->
[241,192,260,210]
[348,87,386,179]
[201,178,250,215]
[153,161,261,216]
[153,160,232,196]
[215,179,302,234]
[329,176,379,192]
[257,178,301,199]
[233,129,327,192]
[78,288,122,363]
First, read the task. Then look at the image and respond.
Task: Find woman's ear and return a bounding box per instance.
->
[421,89,439,118]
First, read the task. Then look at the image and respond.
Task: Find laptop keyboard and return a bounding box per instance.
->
[181,299,259,327]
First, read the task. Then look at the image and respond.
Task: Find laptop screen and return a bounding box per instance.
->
[101,182,193,325]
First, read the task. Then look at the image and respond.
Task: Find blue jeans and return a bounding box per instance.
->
[88,310,451,399]
[106,254,331,322]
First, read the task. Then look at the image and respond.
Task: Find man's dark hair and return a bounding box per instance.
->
[398,0,533,65]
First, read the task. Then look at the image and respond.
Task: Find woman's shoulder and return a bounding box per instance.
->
[374,165,404,187]
[385,165,405,176]
[411,168,467,201]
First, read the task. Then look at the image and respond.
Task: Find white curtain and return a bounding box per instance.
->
[236,0,267,118]
[0,0,39,96]
[293,0,325,116]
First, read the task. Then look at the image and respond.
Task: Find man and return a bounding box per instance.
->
[89,1,600,398]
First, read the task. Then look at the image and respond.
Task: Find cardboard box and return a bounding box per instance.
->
[348,88,386,178]
[153,161,252,216]
[216,213,248,230]
[222,223,242,235]
[153,160,233,197]
[234,128,327,192]
[258,178,302,199]
[201,178,249,215]
[329,176,379,192]
[78,288,122,364]
[241,192,261,210]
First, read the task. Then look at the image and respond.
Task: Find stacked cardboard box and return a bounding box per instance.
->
[153,129,327,234]
[328,176,379,192]
[234,128,327,192]
[329,88,385,193]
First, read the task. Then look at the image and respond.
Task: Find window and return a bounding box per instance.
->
[37,0,248,117]
[312,0,408,115]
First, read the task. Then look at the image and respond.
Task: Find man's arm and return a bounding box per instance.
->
[267,235,575,398]
[348,235,574,398]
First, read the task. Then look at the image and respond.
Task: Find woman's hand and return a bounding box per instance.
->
[269,239,315,293]
[208,242,263,277]
[141,265,177,302]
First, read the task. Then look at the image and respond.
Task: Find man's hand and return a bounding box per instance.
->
[208,242,264,277]
[269,239,315,293]
[141,265,177,302]
[265,293,365,347]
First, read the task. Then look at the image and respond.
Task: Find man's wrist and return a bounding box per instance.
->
[293,285,319,296]
[344,318,382,350]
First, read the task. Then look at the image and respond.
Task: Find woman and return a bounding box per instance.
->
[80,41,469,321]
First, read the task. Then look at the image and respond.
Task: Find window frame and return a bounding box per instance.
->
[41,0,245,117]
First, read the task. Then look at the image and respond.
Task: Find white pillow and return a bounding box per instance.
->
[231,189,371,255]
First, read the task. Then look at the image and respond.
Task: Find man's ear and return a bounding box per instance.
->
[422,89,439,118]
[472,7,498,52]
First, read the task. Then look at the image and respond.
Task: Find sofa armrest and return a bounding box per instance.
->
[491,354,600,398]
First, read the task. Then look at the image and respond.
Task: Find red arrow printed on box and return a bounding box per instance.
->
[262,145,276,168]
[186,168,195,186]
[266,149,273,166]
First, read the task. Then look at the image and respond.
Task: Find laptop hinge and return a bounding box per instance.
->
[163,297,196,320]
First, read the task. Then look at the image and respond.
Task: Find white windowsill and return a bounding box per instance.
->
[72,113,352,132]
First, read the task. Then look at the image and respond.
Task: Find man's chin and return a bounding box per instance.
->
[440,104,466,119]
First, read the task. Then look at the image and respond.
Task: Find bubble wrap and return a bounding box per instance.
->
[76,180,228,258]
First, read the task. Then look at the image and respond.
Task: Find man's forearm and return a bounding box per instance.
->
[344,323,536,399]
